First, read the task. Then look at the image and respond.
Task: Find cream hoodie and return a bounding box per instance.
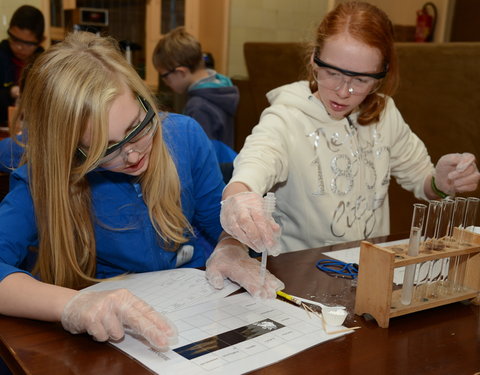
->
[230,81,434,252]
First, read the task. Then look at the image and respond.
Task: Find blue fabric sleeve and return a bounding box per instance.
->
[210,140,237,164]
[0,137,24,173]
[0,167,38,281]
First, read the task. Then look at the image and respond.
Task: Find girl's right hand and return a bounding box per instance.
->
[61,289,177,349]
[220,191,282,256]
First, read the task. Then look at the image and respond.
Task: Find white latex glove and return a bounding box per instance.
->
[206,239,285,299]
[61,289,177,349]
[435,153,480,195]
[220,191,282,256]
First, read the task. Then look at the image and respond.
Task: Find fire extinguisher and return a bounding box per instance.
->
[415,2,437,42]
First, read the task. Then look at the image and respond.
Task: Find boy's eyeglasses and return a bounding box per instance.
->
[77,96,157,166]
[160,68,179,80]
[7,30,40,49]
[313,56,387,95]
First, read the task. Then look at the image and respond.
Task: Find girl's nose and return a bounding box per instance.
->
[336,78,353,98]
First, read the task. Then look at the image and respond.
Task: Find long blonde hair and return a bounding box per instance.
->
[14,32,191,289]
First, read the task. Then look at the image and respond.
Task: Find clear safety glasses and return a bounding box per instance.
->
[313,56,387,96]
[7,30,40,50]
[77,96,157,168]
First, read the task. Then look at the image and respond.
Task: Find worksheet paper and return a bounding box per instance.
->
[84,268,349,374]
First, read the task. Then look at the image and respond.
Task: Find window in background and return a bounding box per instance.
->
[161,0,185,35]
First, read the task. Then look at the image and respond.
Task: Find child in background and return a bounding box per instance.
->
[0,5,45,126]
[153,27,239,153]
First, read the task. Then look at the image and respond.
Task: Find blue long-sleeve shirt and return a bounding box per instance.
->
[0,135,23,173]
[0,113,224,282]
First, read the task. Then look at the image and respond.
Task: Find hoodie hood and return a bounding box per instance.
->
[187,85,239,116]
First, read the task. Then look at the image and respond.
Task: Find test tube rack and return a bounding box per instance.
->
[354,228,480,328]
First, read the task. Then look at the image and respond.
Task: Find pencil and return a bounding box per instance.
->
[276,290,301,306]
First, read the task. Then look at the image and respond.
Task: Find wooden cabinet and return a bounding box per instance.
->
[449,0,480,41]
[42,0,230,90]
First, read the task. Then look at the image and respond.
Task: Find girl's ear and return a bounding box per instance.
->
[309,52,316,69]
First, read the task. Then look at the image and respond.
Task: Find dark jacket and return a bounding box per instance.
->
[0,39,43,126]
[184,73,239,149]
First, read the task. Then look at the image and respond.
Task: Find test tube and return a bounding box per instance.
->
[454,197,479,292]
[418,200,442,300]
[422,200,443,251]
[437,199,455,294]
[462,197,479,237]
[438,198,455,246]
[449,197,467,292]
[260,193,276,285]
[401,203,427,305]
[450,197,467,242]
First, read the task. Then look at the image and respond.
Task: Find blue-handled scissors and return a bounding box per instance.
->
[316,259,358,279]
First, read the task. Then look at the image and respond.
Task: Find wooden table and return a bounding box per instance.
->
[1,235,479,374]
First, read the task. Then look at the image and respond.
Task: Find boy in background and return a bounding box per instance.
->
[0,5,45,126]
[153,27,239,153]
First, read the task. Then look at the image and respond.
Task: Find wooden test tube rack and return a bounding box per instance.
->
[354,228,480,328]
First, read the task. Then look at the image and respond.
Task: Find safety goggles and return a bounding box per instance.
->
[77,96,157,166]
[313,56,387,95]
[7,30,40,49]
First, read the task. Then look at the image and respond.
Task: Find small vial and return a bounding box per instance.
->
[450,197,467,292]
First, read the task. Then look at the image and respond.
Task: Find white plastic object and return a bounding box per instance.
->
[260,193,276,285]
[263,192,276,216]
[322,307,348,326]
[259,192,276,284]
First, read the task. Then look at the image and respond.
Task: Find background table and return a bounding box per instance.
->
[1,235,479,374]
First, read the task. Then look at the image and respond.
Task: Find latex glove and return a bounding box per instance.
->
[61,289,177,349]
[220,191,282,256]
[435,153,480,195]
[206,240,285,299]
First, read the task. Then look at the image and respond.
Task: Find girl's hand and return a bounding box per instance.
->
[435,153,480,195]
[206,239,285,299]
[220,191,282,256]
[61,289,177,349]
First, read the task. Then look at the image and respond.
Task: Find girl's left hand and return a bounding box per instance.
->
[435,153,480,195]
[61,289,178,349]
